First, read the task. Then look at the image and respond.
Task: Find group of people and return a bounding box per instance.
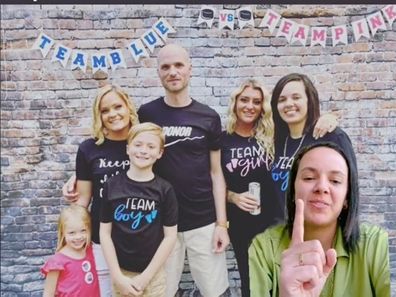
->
[40,44,390,297]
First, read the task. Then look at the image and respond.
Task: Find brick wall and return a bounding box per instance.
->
[1,4,395,296]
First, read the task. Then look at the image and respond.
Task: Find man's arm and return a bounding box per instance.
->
[210,149,230,253]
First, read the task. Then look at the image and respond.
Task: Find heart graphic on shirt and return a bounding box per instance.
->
[226,163,233,172]
[231,158,238,168]
[145,210,158,223]
[226,158,239,172]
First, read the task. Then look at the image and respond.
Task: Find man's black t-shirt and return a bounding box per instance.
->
[101,172,178,272]
[138,97,222,231]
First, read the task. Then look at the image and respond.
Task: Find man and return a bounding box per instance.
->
[138,44,230,297]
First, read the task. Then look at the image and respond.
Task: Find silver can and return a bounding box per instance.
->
[249,182,261,215]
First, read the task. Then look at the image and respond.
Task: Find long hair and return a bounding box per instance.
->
[285,141,360,253]
[226,79,275,160]
[92,84,139,145]
[271,73,321,145]
[56,204,92,252]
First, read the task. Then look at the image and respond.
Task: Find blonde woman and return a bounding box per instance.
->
[220,79,281,297]
[63,84,139,296]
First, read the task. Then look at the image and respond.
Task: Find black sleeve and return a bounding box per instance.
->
[137,104,148,123]
[162,184,178,227]
[100,182,112,223]
[208,112,222,151]
[76,144,91,180]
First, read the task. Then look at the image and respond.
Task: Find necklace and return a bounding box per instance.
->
[283,134,306,158]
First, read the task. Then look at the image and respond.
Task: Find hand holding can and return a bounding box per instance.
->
[249,182,261,215]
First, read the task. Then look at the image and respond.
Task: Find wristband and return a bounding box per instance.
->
[215,221,229,229]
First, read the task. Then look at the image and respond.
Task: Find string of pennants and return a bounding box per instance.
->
[31,6,395,74]
[197,5,396,47]
[31,18,176,74]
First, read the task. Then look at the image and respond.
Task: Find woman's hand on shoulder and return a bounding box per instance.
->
[313,111,340,139]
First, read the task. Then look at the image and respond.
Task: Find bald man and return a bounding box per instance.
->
[138,44,230,297]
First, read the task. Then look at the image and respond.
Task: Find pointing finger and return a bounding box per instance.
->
[291,199,305,245]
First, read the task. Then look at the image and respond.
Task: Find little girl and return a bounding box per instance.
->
[41,204,100,296]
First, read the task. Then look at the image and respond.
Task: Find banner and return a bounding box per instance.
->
[198,5,395,47]
[70,50,88,73]
[352,19,370,41]
[31,18,176,74]
[219,10,235,30]
[197,6,215,28]
[237,6,254,29]
[258,9,281,34]
[32,32,55,58]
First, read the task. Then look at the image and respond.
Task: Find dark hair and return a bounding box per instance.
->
[285,141,360,253]
[271,73,321,144]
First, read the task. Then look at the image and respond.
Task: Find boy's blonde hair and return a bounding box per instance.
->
[226,79,275,161]
[92,84,139,145]
[56,205,92,252]
[127,122,165,149]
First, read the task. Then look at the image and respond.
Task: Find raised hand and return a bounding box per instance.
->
[279,199,337,297]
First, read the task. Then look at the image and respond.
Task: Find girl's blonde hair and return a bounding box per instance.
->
[56,205,92,252]
[226,79,275,160]
[92,84,139,145]
[127,122,165,150]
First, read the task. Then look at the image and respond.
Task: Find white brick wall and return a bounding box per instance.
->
[1,4,395,296]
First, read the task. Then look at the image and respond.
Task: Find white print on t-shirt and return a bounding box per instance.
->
[225,145,272,176]
[165,136,205,147]
[98,158,130,198]
[114,197,157,230]
[162,125,205,148]
[163,126,192,137]
[99,158,130,170]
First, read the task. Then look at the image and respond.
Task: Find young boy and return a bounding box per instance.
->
[100,122,178,297]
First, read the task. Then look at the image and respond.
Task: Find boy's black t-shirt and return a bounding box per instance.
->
[138,97,222,232]
[100,172,178,272]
